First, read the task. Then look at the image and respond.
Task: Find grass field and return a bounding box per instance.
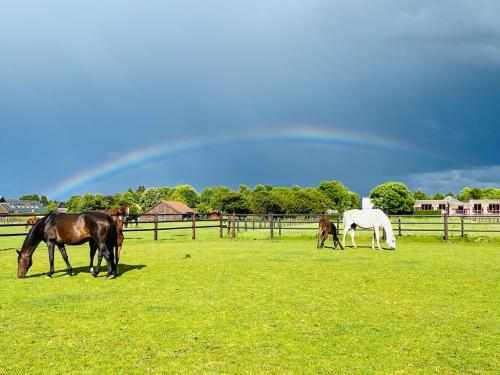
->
[0,229,499,374]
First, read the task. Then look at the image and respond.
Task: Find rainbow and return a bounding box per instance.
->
[46,126,443,198]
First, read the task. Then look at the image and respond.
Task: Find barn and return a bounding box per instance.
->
[142,200,195,221]
[0,196,47,214]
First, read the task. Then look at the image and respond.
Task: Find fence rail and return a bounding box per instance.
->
[1,212,500,241]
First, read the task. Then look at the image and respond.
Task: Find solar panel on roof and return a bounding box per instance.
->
[5,199,47,213]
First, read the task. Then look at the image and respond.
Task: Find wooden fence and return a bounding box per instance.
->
[1,212,500,241]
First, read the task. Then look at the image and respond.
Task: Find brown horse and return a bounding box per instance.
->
[91,205,129,274]
[317,218,344,250]
[25,216,39,231]
[16,212,117,279]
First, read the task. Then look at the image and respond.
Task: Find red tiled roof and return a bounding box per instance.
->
[162,200,195,214]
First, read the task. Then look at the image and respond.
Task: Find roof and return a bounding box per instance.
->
[145,200,195,214]
[162,200,195,214]
[444,195,463,204]
[3,199,48,213]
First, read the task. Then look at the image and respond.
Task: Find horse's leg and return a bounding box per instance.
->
[342,223,348,249]
[102,243,115,280]
[351,227,357,248]
[92,245,105,278]
[371,230,375,249]
[89,239,97,273]
[57,244,74,275]
[47,241,55,277]
[115,232,123,275]
[375,226,381,250]
[316,230,321,248]
[331,232,337,249]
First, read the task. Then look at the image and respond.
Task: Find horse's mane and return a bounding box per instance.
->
[22,214,51,252]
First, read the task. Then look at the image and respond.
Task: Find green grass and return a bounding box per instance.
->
[0,229,498,374]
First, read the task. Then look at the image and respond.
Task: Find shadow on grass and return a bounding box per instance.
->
[25,263,146,278]
[0,247,19,252]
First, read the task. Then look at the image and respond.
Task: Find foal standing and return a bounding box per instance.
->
[90,205,129,274]
[317,218,344,250]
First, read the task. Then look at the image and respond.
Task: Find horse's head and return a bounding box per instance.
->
[16,249,33,278]
[386,235,396,250]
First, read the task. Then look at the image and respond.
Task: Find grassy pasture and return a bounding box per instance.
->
[0,228,499,374]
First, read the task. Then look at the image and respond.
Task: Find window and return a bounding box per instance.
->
[473,204,482,214]
[421,204,432,210]
[438,204,446,211]
[456,205,464,214]
[489,204,500,214]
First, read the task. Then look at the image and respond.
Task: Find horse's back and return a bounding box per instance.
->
[343,209,387,227]
[46,212,113,245]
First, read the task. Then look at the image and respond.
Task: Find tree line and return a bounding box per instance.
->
[19,183,500,215]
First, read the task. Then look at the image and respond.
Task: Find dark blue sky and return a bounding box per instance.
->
[1,1,499,199]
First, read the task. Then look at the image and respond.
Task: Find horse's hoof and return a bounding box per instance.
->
[46,274,52,278]
[92,273,98,278]
[67,272,74,276]
[104,274,114,280]
[89,267,94,273]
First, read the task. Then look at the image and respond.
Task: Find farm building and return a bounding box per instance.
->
[142,200,195,221]
[414,196,500,216]
[0,196,47,214]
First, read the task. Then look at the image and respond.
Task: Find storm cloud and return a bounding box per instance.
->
[0,1,499,198]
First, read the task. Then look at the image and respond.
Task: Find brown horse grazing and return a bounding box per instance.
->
[16,212,117,279]
[317,218,344,250]
[90,205,129,274]
[25,216,39,231]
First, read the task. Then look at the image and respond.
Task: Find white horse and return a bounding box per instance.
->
[342,209,396,250]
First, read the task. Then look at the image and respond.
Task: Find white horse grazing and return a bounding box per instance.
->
[342,209,396,250]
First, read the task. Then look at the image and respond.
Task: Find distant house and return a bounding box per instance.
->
[57,202,68,213]
[142,200,195,221]
[0,196,47,214]
[414,195,500,216]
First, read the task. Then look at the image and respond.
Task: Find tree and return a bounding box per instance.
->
[139,188,164,211]
[369,182,414,214]
[220,192,249,214]
[170,185,199,208]
[289,188,331,214]
[67,195,83,213]
[78,194,109,211]
[199,186,232,211]
[247,189,277,214]
[40,196,49,206]
[319,181,358,213]
[482,187,500,199]
[412,190,430,200]
[46,201,58,212]
[19,194,40,201]
[433,192,445,200]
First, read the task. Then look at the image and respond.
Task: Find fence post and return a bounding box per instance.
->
[461,216,464,237]
[443,213,449,241]
[219,214,223,238]
[154,213,158,241]
[191,212,196,240]
[231,212,236,239]
[278,218,282,236]
[398,216,402,236]
[270,213,274,240]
